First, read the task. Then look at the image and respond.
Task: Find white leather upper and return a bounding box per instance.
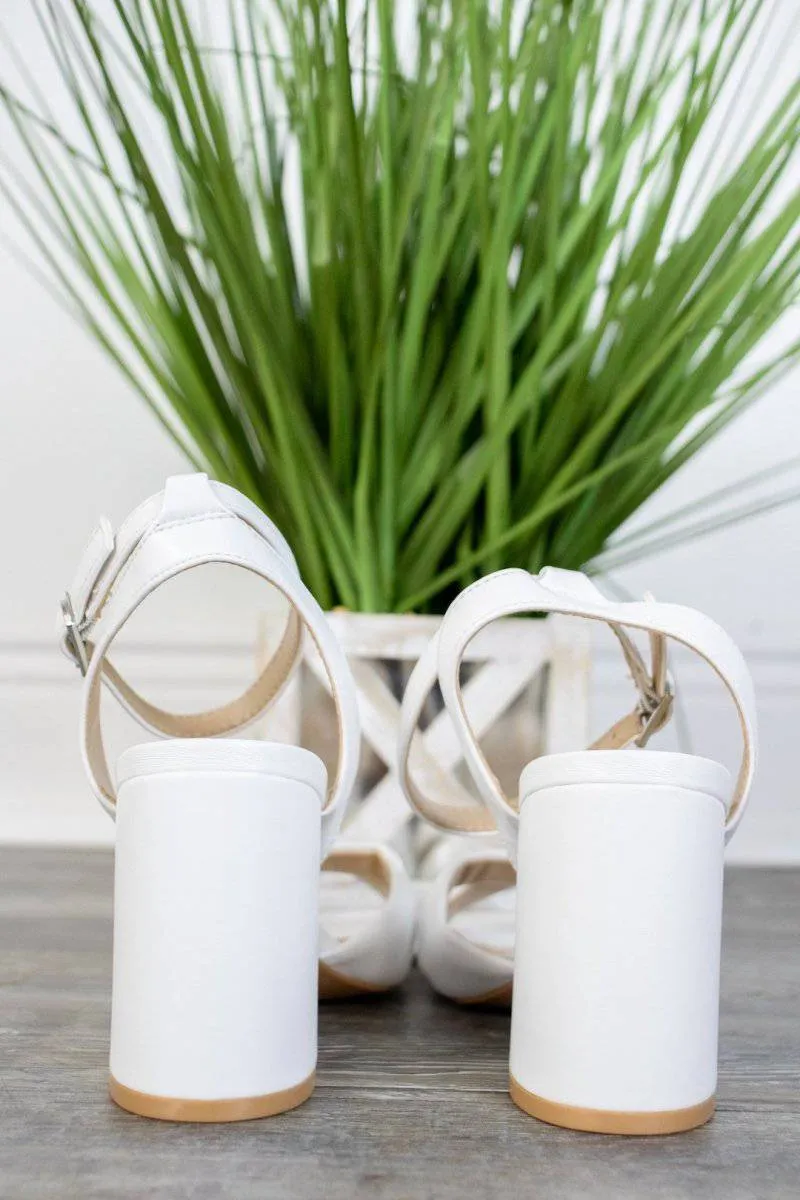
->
[319,844,416,989]
[399,567,758,856]
[416,845,515,1001]
[62,473,361,856]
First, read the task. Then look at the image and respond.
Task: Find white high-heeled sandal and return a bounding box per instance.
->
[416,839,515,1005]
[61,473,413,1121]
[399,567,757,1134]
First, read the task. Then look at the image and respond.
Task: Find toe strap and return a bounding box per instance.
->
[318,845,416,992]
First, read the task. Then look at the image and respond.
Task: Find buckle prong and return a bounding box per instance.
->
[634,682,674,748]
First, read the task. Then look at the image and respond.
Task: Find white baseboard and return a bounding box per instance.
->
[0,638,258,848]
[0,639,796,863]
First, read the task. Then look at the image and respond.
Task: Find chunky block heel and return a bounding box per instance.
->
[511,750,728,1133]
[110,741,325,1120]
[400,566,757,1134]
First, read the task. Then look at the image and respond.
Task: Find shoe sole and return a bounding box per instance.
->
[509,1075,715,1134]
[318,960,394,1000]
[108,1071,315,1122]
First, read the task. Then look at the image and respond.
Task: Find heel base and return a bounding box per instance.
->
[109,1071,315,1122]
[509,1075,715,1135]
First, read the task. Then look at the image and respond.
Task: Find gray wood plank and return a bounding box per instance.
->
[0,849,798,1199]
[2,1088,800,1200]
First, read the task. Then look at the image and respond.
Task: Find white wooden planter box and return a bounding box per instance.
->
[261,612,592,847]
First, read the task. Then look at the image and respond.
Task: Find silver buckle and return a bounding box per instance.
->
[61,593,90,676]
[634,681,674,748]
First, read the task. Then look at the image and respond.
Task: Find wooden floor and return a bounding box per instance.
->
[0,849,798,1199]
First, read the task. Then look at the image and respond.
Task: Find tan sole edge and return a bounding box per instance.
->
[457,981,513,1007]
[509,1075,715,1135]
[109,1071,315,1123]
[318,960,390,1000]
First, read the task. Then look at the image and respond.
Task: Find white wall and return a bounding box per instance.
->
[0,2,799,859]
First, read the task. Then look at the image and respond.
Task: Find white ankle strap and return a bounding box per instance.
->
[61,473,360,855]
[398,568,757,851]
